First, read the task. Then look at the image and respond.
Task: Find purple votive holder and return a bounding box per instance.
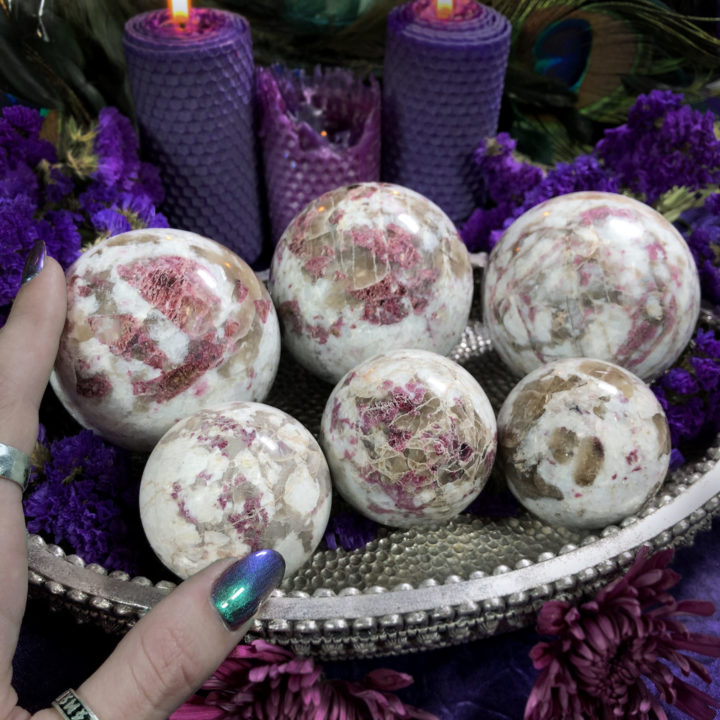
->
[382,0,511,227]
[123,8,264,264]
[257,65,381,244]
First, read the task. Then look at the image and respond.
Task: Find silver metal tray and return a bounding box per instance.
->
[27,299,720,660]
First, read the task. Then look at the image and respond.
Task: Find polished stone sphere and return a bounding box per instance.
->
[51,229,281,451]
[140,402,332,579]
[497,358,671,529]
[483,192,700,381]
[320,349,497,527]
[269,182,473,384]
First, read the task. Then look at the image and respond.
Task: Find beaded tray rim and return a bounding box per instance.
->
[25,302,720,659]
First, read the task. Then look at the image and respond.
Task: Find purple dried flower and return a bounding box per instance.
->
[23,429,142,574]
[596,90,720,203]
[91,206,133,236]
[92,106,142,190]
[473,133,544,208]
[525,546,720,720]
[664,397,707,446]
[650,327,720,454]
[695,329,720,358]
[44,209,83,268]
[171,639,437,720]
[324,510,378,551]
[0,105,56,168]
[522,154,618,209]
[0,194,49,305]
[659,367,700,395]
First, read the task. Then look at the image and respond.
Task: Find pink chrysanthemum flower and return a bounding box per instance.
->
[171,639,437,720]
[525,546,720,720]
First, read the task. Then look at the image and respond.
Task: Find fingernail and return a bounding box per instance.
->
[21,240,46,286]
[211,549,285,630]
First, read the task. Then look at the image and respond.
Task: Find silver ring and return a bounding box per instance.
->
[0,442,29,491]
[52,689,100,720]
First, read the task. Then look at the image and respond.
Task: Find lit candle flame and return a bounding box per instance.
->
[435,0,453,19]
[169,0,190,24]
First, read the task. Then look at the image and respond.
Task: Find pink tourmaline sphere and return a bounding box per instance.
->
[320,349,497,528]
[51,229,281,451]
[483,192,700,380]
[269,182,474,384]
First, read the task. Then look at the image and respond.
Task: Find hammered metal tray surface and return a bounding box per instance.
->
[27,305,720,660]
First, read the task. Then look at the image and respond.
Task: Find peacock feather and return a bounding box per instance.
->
[486,0,720,161]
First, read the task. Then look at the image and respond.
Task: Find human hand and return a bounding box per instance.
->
[0,241,285,720]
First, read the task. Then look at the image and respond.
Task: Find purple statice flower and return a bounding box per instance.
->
[91,206,133,236]
[651,327,720,454]
[44,208,83,268]
[90,190,169,238]
[23,429,142,574]
[475,133,544,208]
[115,190,169,228]
[460,203,518,253]
[0,194,50,306]
[324,511,378,551]
[0,105,56,169]
[0,161,39,203]
[659,367,700,395]
[92,106,142,191]
[461,140,617,252]
[596,90,720,204]
[460,134,543,252]
[45,165,75,204]
[172,639,437,720]
[521,154,618,210]
[525,546,720,720]
[676,196,720,305]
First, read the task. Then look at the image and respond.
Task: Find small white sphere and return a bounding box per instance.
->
[51,229,281,451]
[140,402,333,579]
[269,182,473,384]
[320,349,497,527]
[483,191,700,380]
[497,358,671,529]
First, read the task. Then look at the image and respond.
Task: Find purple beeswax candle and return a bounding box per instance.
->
[123,8,263,264]
[382,0,511,227]
[257,65,381,244]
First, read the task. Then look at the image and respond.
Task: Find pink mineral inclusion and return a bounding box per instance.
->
[579,205,636,226]
[76,372,112,399]
[228,496,269,547]
[117,256,217,336]
[93,256,250,403]
[88,314,168,370]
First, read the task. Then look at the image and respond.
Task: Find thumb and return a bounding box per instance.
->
[0,240,66,455]
[31,550,285,720]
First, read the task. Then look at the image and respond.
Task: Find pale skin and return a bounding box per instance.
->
[0,257,253,720]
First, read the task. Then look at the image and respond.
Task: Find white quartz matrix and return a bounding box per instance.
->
[320,349,497,527]
[483,191,700,380]
[51,229,281,451]
[140,401,332,579]
[497,358,671,529]
[269,182,473,384]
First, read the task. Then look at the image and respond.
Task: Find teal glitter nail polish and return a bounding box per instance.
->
[211,549,285,630]
[21,240,45,285]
